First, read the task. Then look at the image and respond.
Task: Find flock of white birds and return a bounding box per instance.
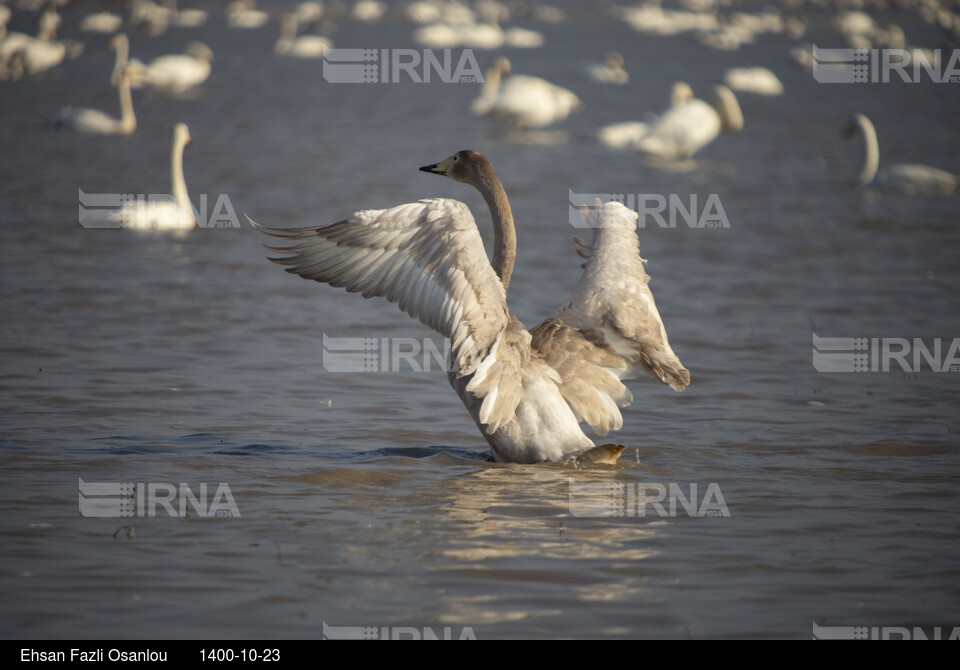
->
[3,0,956,206]
[2,0,958,461]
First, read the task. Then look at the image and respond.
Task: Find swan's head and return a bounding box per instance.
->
[173,123,193,148]
[712,85,744,133]
[842,112,872,140]
[605,52,625,69]
[185,42,214,63]
[107,33,129,52]
[38,5,61,40]
[420,150,494,187]
[670,81,694,107]
[489,56,511,77]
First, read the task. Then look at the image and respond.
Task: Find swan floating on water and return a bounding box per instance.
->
[254,150,689,464]
[275,13,331,58]
[227,0,270,29]
[80,12,124,33]
[0,5,68,77]
[597,81,694,150]
[845,113,957,195]
[471,57,581,129]
[586,52,629,85]
[127,41,213,96]
[723,66,783,96]
[114,123,196,229]
[52,37,137,135]
[632,84,743,159]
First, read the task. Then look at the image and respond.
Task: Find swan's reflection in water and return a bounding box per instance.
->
[287,451,665,631]
[427,459,663,627]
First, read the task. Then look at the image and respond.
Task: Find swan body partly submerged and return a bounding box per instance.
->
[114,123,195,229]
[597,81,694,149]
[53,37,137,135]
[255,151,689,464]
[586,52,629,84]
[275,13,331,58]
[845,113,957,194]
[471,57,581,129]
[127,41,212,95]
[633,84,743,159]
[724,66,783,96]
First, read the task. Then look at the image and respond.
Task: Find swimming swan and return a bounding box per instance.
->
[254,150,689,464]
[723,66,783,96]
[471,57,581,129]
[127,41,212,95]
[114,123,195,229]
[633,84,743,159]
[274,13,331,58]
[844,113,957,195]
[598,81,694,149]
[586,52,629,84]
[53,37,136,135]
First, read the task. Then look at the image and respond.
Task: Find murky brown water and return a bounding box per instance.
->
[1,0,959,639]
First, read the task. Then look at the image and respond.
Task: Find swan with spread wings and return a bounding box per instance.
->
[254,151,689,464]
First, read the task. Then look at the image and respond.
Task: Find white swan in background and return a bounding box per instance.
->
[274,13,331,58]
[295,2,325,24]
[633,84,743,159]
[0,5,68,77]
[405,1,444,23]
[471,57,581,128]
[504,27,544,48]
[597,82,694,149]
[724,66,783,96]
[14,35,66,76]
[586,52,629,84]
[127,42,212,96]
[845,113,957,195]
[113,123,196,230]
[414,21,504,49]
[352,0,387,23]
[131,0,171,36]
[254,150,689,464]
[53,38,137,135]
[80,12,124,33]
[227,1,270,29]
[164,0,208,28]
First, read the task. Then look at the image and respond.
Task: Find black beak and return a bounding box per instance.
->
[420,162,444,175]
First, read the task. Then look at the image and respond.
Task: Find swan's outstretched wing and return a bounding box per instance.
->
[253,197,524,432]
[536,201,689,435]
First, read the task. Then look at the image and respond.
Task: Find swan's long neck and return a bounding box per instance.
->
[117,76,136,134]
[276,15,297,54]
[170,136,190,219]
[111,37,129,85]
[474,62,505,111]
[855,114,880,186]
[476,166,516,292]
